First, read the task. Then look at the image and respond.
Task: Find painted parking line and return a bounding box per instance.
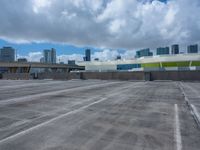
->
[174,104,182,150]
[0,82,134,144]
[0,81,64,90]
[0,81,120,105]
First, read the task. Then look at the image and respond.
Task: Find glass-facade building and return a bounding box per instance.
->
[171,44,179,54]
[117,64,141,70]
[43,48,56,64]
[0,47,15,62]
[68,60,76,65]
[84,49,91,61]
[157,47,170,55]
[136,48,152,58]
[187,44,198,53]
[51,48,56,64]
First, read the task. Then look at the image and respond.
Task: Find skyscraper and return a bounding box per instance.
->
[0,47,15,62]
[43,48,56,64]
[51,48,56,64]
[156,47,169,55]
[171,44,179,54]
[84,49,91,61]
[187,44,198,53]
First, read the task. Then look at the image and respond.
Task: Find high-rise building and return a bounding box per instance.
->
[43,50,51,63]
[156,47,169,55]
[43,48,56,63]
[0,47,15,62]
[84,49,91,61]
[136,48,152,58]
[51,48,56,64]
[187,44,198,53]
[171,44,179,54]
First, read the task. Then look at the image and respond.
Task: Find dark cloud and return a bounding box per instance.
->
[0,0,200,50]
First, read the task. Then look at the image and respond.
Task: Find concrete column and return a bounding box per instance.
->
[160,62,163,68]
[189,61,192,67]
[9,67,18,73]
[22,67,31,73]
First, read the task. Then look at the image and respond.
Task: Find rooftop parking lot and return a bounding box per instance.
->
[0,80,199,150]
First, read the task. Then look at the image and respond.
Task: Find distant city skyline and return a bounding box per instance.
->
[0,43,199,63]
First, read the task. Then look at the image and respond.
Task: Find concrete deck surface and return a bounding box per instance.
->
[0,80,199,150]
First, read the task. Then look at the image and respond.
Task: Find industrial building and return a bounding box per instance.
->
[77,53,200,71]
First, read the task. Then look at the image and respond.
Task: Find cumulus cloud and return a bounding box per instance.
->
[57,54,84,63]
[0,0,200,50]
[18,52,43,62]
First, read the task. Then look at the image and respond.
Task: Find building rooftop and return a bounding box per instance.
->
[0,80,199,150]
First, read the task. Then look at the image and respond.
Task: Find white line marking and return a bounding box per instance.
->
[0,81,64,90]
[0,82,138,144]
[174,104,182,150]
[0,82,119,105]
[0,96,109,144]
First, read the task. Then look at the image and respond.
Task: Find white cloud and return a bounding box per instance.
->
[0,0,200,50]
[92,49,119,61]
[33,0,52,13]
[57,54,84,63]
[18,52,43,62]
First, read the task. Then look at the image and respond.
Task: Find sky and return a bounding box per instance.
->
[0,0,200,62]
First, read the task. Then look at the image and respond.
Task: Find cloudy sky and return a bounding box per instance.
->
[0,0,200,62]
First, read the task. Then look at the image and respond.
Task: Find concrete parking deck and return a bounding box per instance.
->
[0,80,199,150]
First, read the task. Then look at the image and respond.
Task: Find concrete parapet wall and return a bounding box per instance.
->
[69,71,200,81]
[2,73,30,80]
[1,71,200,81]
[37,72,69,80]
[80,72,144,80]
[150,70,200,81]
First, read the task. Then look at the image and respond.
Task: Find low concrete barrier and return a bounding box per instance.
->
[150,70,200,81]
[69,72,145,80]
[37,72,69,80]
[2,73,30,80]
[1,70,200,81]
[70,71,200,81]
